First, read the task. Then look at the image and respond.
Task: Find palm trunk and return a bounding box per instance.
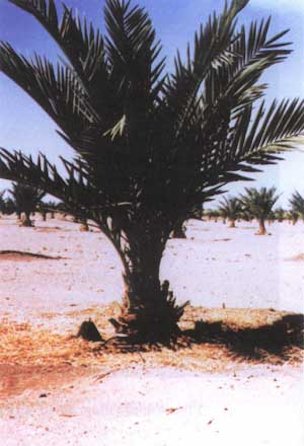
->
[172,220,186,238]
[257,218,266,235]
[228,219,236,228]
[109,232,187,343]
[80,219,89,231]
[21,211,33,227]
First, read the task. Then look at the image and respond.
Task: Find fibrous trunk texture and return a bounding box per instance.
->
[109,235,187,343]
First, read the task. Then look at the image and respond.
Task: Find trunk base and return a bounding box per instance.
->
[255,220,267,235]
[172,227,186,239]
[110,281,188,344]
[20,217,33,227]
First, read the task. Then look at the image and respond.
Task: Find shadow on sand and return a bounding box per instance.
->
[184,313,304,359]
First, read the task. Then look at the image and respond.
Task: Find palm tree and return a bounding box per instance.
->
[289,191,304,221]
[273,206,285,222]
[286,210,298,225]
[9,182,45,226]
[240,187,279,235]
[0,0,304,342]
[0,193,15,216]
[38,199,64,220]
[204,208,221,223]
[218,196,243,228]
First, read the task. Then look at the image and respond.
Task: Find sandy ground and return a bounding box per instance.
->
[1,365,303,446]
[0,215,303,445]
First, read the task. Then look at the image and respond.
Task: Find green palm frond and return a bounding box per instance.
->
[0,148,110,221]
[203,19,291,112]
[105,0,165,103]
[0,43,99,143]
[0,147,133,230]
[289,191,304,219]
[234,98,304,158]
[8,0,108,97]
[196,97,304,197]
[218,196,243,220]
[240,186,279,219]
[164,0,249,136]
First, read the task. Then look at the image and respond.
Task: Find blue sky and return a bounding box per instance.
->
[0,0,303,207]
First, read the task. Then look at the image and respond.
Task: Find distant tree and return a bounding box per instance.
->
[204,209,221,223]
[218,196,243,228]
[9,183,45,226]
[37,202,47,221]
[240,187,279,235]
[38,199,59,220]
[47,201,58,219]
[289,191,304,222]
[0,195,15,215]
[0,0,304,342]
[273,207,285,222]
[286,210,299,225]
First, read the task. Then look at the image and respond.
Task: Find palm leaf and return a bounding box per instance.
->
[0,43,99,146]
[289,191,304,219]
[8,0,108,101]
[104,0,166,137]
[203,19,291,111]
[163,0,250,137]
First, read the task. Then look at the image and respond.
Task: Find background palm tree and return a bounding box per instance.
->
[273,206,286,223]
[218,196,243,228]
[286,210,299,225]
[38,199,60,220]
[289,191,304,222]
[0,192,15,216]
[9,182,45,226]
[0,0,304,342]
[204,209,221,223]
[240,187,279,235]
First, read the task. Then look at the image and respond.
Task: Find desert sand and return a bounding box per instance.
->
[0,215,303,445]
